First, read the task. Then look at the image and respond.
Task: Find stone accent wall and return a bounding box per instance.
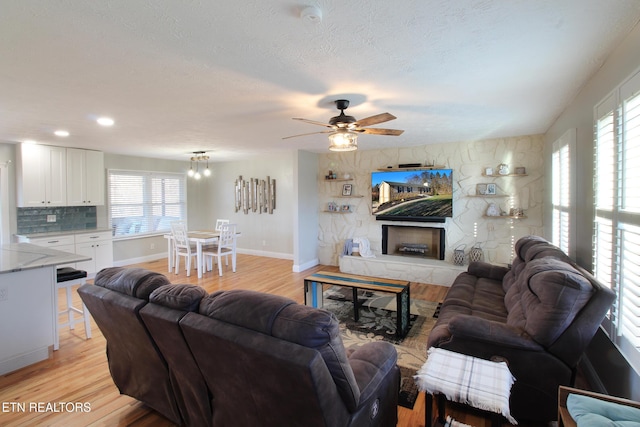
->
[318,134,544,267]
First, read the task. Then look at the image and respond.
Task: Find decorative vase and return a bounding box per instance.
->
[453,244,466,265]
[498,163,510,175]
[470,243,483,263]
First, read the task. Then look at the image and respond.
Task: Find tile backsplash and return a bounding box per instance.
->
[17,206,97,235]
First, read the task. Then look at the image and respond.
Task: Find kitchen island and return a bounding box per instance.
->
[0,243,90,374]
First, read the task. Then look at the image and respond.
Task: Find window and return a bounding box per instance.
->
[108,169,186,237]
[552,128,576,255]
[593,68,640,372]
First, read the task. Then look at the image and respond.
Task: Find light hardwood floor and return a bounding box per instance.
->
[0,254,535,426]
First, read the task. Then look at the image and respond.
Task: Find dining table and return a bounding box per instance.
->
[164,230,239,279]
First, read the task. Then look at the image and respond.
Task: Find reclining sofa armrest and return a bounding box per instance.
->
[467,261,510,281]
[448,315,544,351]
[347,341,398,403]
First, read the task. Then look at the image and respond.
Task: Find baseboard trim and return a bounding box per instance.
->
[293,258,319,273]
[236,248,293,260]
[113,253,166,267]
[114,249,294,267]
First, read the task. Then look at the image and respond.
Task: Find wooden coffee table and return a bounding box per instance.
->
[303,270,411,338]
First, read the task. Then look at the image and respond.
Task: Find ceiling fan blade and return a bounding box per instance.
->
[292,117,334,128]
[282,130,333,140]
[353,112,396,127]
[359,128,404,136]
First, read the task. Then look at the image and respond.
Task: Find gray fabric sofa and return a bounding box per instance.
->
[78,267,400,427]
[427,235,615,423]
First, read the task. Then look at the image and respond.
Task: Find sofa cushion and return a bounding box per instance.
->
[199,290,361,412]
[506,258,594,347]
[149,284,207,312]
[502,235,549,293]
[523,242,573,263]
[95,267,171,300]
[567,393,640,426]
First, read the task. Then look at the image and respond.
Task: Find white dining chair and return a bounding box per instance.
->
[202,223,237,276]
[215,219,230,231]
[170,221,198,276]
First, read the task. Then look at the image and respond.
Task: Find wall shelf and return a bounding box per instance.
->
[333,195,364,198]
[483,215,528,219]
[377,166,447,172]
[466,194,509,198]
[481,173,528,177]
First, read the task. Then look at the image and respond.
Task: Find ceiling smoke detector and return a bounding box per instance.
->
[300,6,322,24]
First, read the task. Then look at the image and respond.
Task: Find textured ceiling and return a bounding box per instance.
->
[1,1,640,162]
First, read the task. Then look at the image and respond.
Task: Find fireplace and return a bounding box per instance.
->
[382,225,445,260]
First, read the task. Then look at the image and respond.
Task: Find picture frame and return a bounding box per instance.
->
[484,167,494,176]
[515,167,526,175]
[486,183,496,195]
[476,184,488,195]
[342,183,353,196]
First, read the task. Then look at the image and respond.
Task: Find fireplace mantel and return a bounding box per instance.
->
[339,254,465,287]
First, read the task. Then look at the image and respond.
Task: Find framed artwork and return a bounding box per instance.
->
[476,184,487,195]
[342,184,353,196]
[486,183,497,195]
[484,167,494,176]
[515,167,526,175]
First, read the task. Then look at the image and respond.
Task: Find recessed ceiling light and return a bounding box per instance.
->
[54,130,70,137]
[97,117,115,126]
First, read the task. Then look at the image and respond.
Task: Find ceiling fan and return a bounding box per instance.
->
[283,99,404,145]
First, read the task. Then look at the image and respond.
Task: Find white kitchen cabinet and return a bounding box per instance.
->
[74,231,113,275]
[16,144,67,207]
[25,235,76,268]
[20,230,113,277]
[66,148,105,206]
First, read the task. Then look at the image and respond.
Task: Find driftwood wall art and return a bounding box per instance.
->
[235,175,275,214]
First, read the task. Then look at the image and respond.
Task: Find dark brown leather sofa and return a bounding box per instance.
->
[78,267,400,427]
[427,235,615,423]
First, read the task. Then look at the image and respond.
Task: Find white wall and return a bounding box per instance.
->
[317,135,545,266]
[205,152,295,259]
[0,144,17,242]
[293,150,319,271]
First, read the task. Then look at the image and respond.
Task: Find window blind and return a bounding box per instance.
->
[108,169,186,237]
[551,129,575,255]
[593,70,640,372]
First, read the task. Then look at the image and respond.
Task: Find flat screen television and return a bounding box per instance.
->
[371,169,453,222]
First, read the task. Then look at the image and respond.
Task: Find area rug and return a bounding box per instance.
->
[323,287,439,409]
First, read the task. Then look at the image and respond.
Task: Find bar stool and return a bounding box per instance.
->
[55,267,92,350]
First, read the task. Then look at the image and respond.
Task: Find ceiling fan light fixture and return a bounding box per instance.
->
[328,130,358,152]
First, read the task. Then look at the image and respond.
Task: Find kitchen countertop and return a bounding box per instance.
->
[0,243,91,274]
[14,228,112,239]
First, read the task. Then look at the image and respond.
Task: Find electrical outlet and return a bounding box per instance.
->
[46,214,56,223]
[150,243,155,250]
[0,287,8,302]
[262,240,267,246]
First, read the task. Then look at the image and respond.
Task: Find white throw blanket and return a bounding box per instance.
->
[352,237,375,258]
